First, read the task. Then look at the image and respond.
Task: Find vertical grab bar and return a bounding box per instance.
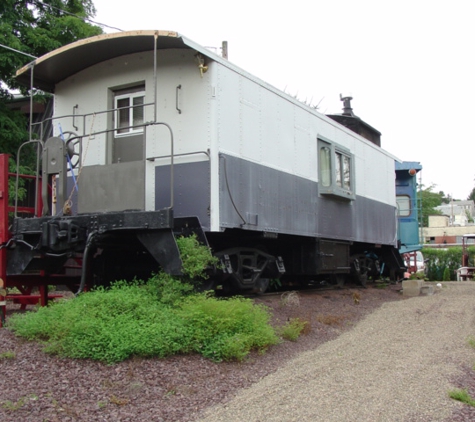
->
[176,85,182,114]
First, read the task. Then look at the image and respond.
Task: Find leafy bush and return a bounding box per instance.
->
[175,234,218,282]
[422,247,475,281]
[279,318,308,341]
[177,295,279,361]
[7,280,279,364]
[145,272,195,306]
[7,280,186,363]
[6,233,288,364]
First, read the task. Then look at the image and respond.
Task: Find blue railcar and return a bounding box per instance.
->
[395,161,423,254]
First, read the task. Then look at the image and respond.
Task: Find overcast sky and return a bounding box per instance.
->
[92,0,474,200]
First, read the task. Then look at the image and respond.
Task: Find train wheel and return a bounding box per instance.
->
[335,274,346,288]
[196,278,216,292]
[351,254,369,288]
[253,278,269,294]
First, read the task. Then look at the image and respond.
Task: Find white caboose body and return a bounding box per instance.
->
[10,30,404,290]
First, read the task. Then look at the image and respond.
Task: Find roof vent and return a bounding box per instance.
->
[340,94,355,117]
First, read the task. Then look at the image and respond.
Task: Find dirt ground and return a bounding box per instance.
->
[0,283,405,422]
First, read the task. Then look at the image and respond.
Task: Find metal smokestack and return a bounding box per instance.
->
[340,94,355,117]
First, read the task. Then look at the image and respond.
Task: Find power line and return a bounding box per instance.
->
[0,43,37,59]
[30,0,124,32]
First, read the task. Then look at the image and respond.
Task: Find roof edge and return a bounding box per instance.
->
[16,30,178,79]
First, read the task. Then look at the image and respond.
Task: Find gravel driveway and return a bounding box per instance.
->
[198,282,475,422]
[2,282,475,421]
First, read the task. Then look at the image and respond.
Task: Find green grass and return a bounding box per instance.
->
[0,351,16,360]
[448,388,475,407]
[448,337,475,407]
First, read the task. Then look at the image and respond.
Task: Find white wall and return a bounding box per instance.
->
[214,63,397,206]
[54,49,212,166]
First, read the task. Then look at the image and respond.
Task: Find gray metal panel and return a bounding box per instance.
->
[155,161,210,230]
[219,154,318,235]
[219,154,397,246]
[78,162,145,213]
[113,134,143,163]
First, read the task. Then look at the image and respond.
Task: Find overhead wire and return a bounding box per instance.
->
[0,2,124,61]
[29,0,124,32]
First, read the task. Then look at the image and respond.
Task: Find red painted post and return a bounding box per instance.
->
[0,154,9,327]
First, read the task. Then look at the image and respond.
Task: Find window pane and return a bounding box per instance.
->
[335,152,342,187]
[320,146,331,187]
[343,155,351,190]
[132,96,144,127]
[117,98,130,134]
[397,195,411,216]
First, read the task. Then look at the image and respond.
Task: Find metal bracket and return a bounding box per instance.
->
[176,85,182,114]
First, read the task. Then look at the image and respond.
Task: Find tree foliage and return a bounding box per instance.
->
[423,247,475,281]
[468,185,475,202]
[0,0,102,161]
[420,185,444,227]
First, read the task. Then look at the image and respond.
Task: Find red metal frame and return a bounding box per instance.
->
[403,251,418,274]
[0,155,8,326]
[0,154,76,327]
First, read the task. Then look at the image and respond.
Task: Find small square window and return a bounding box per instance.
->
[318,138,355,200]
[114,87,145,137]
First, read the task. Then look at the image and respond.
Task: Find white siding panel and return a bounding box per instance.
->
[217,68,240,154]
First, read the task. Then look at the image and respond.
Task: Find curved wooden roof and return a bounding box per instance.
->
[15,30,188,92]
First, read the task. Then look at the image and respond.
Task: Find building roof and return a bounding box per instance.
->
[395,161,422,172]
[15,30,204,92]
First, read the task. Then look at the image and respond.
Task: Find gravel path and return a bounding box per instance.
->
[198,282,475,422]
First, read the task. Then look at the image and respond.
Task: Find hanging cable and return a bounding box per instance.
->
[29,0,124,32]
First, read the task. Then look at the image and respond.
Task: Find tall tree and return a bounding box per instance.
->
[420,184,444,227]
[468,186,475,202]
[0,0,102,164]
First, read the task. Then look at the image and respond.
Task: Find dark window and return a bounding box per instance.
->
[318,138,355,200]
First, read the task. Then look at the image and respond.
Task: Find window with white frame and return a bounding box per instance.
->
[318,138,355,200]
[114,86,145,136]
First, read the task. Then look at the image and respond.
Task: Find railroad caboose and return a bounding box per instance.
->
[4,30,408,294]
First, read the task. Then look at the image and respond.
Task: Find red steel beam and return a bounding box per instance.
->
[0,154,9,327]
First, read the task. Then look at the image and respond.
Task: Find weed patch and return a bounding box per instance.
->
[0,350,15,360]
[1,394,38,411]
[448,388,475,407]
[280,291,300,307]
[279,317,308,341]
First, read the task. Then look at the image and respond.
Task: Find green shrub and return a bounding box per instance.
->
[177,294,279,361]
[145,272,195,306]
[6,234,281,364]
[7,279,279,364]
[175,234,218,282]
[7,280,185,363]
[442,267,451,281]
[422,247,474,281]
[279,318,308,341]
